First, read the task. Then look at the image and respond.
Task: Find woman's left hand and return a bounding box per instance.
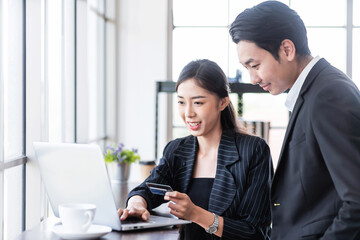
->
[164,191,198,221]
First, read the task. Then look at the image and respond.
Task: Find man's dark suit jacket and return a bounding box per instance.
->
[271,58,360,239]
[128,131,273,240]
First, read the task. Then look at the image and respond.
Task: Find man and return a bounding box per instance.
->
[229,1,360,239]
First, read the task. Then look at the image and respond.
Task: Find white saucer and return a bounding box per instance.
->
[52,224,112,239]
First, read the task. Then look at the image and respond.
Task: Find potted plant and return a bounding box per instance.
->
[105,143,140,182]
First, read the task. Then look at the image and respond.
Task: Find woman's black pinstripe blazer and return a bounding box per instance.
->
[127,130,273,240]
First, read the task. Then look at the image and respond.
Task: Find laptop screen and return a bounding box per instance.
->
[33,142,121,230]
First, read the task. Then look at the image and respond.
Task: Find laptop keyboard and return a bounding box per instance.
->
[121,217,149,224]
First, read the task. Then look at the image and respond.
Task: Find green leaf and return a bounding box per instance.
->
[104,144,140,164]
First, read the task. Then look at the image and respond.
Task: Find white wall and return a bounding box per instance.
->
[117,0,169,181]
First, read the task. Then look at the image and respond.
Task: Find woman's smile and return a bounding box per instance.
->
[187,121,201,130]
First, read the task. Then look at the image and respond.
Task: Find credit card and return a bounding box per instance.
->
[146,182,173,196]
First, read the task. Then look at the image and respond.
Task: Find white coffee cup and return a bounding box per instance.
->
[59,203,96,233]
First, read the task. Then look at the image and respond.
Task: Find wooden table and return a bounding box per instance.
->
[16,217,180,240]
[16,181,181,240]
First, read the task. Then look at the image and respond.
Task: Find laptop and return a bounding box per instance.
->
[33,142,191,231]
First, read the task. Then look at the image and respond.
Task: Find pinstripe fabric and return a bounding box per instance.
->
[128,131,272,240]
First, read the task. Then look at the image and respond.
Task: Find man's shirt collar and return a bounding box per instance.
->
[285,56,321,112]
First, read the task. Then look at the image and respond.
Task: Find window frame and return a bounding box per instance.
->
[169,0,357,165]
[0,0,116,238]
[0,0,27,236]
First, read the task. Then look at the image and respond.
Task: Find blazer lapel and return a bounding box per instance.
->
[208,132,239,215]
[275,58,329,174]
[276,95,304,168]
[173,136,197,194]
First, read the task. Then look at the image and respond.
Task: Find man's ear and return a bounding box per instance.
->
[279,39,296,61]
[219,97,230,111]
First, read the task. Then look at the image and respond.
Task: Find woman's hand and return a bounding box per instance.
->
[118,195,150,221]
[164,191,199,221]
[165,191,224,237]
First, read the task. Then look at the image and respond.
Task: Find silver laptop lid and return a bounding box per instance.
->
[33,142,121,230]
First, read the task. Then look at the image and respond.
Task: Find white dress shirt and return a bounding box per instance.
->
[285,56,321,112]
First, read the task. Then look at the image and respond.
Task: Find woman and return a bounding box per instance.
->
[118,59,272,240]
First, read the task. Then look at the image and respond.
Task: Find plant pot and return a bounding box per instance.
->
[106,162,130,182]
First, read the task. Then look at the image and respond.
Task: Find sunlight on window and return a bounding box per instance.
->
[86,0,106,142]
[47,0,63,142]
[1,0,24,239]
[228,0,289,25]
[4,166,23,240]
[354,0,360,26]
[353,29,360,87]
[2,0,23,161]
[76,0,106,143]
[173,0,228,26]
[242,94,288,166]
[171,0,353,164]
[307,28,346,73]
[242,94,288,126]
[172,28,229,80]
[291,0,346,26]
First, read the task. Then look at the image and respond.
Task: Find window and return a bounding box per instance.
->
[0,0,26,238]
[171,0,357,165]
[353,0,360,87]
[0,0,117,238]
[0,0,26,239]
[76,0,107,145]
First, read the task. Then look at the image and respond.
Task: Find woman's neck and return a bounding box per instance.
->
[193,128,223,178]
[197,127,223,155]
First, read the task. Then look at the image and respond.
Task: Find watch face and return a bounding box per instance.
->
[208,226,217,234]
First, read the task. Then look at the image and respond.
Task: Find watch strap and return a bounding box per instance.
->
[205,213,219,234]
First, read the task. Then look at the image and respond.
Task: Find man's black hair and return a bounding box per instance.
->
[229,1,311,60]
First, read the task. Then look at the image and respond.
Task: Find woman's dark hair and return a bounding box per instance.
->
[229,1,311,61]
[176,59,242,133]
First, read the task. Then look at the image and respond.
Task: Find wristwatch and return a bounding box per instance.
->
[205,213,219,234]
